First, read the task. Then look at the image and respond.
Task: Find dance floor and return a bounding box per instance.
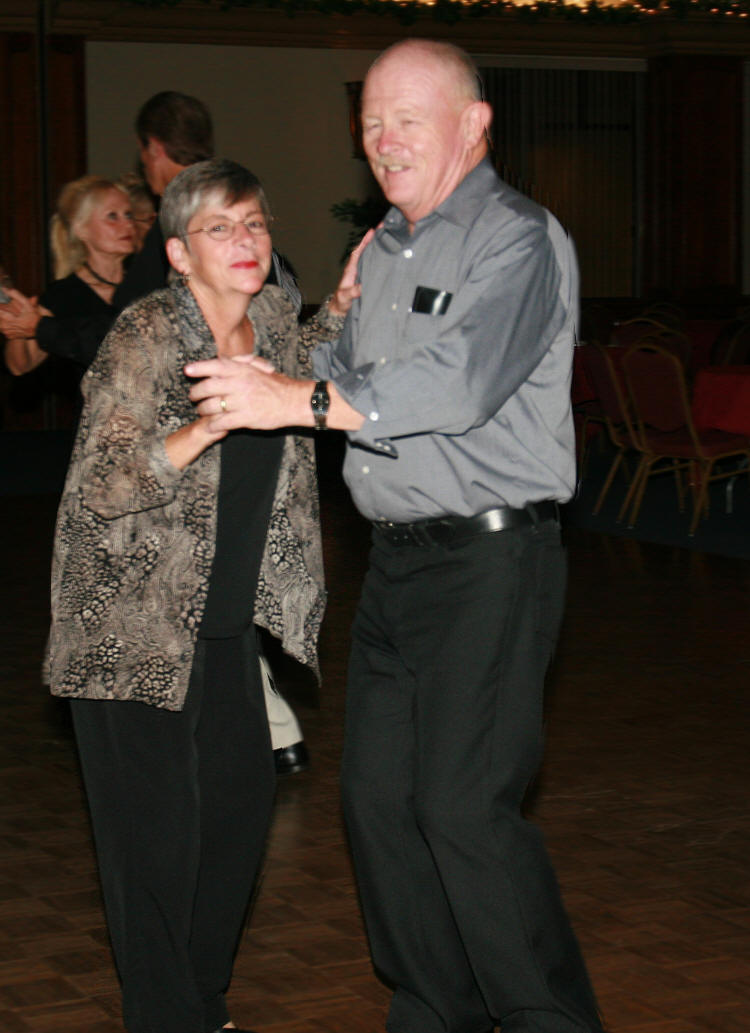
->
[1,466,749,1033]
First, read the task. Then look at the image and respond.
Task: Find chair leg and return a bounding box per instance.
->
[593,449,624,515]
[689,461,712,536]
[617,455,647,524]
[626,458,654,528]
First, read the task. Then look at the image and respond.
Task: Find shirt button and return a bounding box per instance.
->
[391,303,397,310]
[362,465,370,474]
[403,248,413,259]
[369,411,379,421]
[379,357,387,365]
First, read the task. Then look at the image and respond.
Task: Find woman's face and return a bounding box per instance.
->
[77,188,136,261]
[177,194,273,300]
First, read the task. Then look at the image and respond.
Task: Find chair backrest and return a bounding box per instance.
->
[610,317,673,349]
[641,302,685,328]
[623,342,692,434]
[639,329,691,369]
[579,344,625,421]
[579,343,640,451]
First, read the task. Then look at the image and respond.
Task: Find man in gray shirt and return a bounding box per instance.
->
[187,38,603,1033]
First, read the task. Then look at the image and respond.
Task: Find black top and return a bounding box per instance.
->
[41,271,115,319]
[198,428,284,639]
[39,272,116,375]
[36,222,169,366]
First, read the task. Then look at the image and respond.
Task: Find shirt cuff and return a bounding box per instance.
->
[312,355,398,457]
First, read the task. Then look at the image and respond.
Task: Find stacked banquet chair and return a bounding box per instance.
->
[621,341,750,535]
[579,342,641,517]
[571,343,608,477]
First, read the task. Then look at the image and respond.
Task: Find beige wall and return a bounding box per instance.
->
[86,42,379,302]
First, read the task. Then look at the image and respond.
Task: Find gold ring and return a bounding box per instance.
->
[220,397,228,413]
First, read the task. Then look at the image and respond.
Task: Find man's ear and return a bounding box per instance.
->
[146,136,167,161]
[165,236,189,277]
[462,101,493,149]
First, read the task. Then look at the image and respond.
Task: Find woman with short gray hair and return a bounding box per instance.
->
[47,158,365,1033]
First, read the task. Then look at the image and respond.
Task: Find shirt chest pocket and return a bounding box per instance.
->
[410,286,453,316]
[403,285,455,349]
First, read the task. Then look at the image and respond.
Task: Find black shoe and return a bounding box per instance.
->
[274,740,310,775]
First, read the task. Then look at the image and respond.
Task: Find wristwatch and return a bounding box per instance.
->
[310,380,330,431]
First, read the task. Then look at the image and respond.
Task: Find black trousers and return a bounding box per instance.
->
[71,630,276,1033]
[342,520,603,1033]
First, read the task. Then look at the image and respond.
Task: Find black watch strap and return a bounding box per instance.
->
[310,380,330,431]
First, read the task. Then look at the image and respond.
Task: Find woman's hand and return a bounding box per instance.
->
[328,229,374,318]
[165,415,227,470]
[0,289,45,340]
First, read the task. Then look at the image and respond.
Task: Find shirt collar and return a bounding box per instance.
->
[380,157,497,242]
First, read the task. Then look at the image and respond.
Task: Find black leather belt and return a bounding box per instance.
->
[372,502,560,548]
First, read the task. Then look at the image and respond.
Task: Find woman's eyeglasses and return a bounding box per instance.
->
[186,216,273,242]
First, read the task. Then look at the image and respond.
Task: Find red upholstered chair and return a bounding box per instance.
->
[641,302,685,329]
[571,344,606,476]
[636,329,692,373]
[579,342,640,516]
[610,316,674,348]
[622,342,750,535]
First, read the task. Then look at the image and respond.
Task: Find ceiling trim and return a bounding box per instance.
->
[1,1,749,57]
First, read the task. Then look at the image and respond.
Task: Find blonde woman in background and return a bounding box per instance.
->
[3,174,135,379]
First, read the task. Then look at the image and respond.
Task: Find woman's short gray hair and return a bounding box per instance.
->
[159,158,270,241]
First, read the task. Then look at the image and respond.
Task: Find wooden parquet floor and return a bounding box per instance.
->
[1,478,749,1033]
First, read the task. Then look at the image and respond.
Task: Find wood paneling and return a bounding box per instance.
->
[47,35,87,233]
[644,56,743,305]
[0,32,43,294]
[0,32,85,296]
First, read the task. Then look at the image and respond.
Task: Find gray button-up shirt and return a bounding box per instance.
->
[314,159,577,522]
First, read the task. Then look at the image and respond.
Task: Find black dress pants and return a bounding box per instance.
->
[342,520,603,1033]
[71,629,276,1033]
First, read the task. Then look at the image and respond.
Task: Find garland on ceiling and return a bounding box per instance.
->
[125,0,750,27]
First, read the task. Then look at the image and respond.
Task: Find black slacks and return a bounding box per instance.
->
[342,519,603,1033]
[71,629,276,1033]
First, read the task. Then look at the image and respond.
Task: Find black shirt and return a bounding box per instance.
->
[198,428,284,639]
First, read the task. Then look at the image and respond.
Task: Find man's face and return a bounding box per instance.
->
[361,50,473,228]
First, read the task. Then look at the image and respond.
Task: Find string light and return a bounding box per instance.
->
[129,0,750,22]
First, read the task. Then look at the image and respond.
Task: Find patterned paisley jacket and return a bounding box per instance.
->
[47,282,344,711]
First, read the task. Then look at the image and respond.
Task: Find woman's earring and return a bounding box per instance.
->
[180,271,191,285]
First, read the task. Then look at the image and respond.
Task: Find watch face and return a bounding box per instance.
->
[311,382,330,413]
[311,381,330,429]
